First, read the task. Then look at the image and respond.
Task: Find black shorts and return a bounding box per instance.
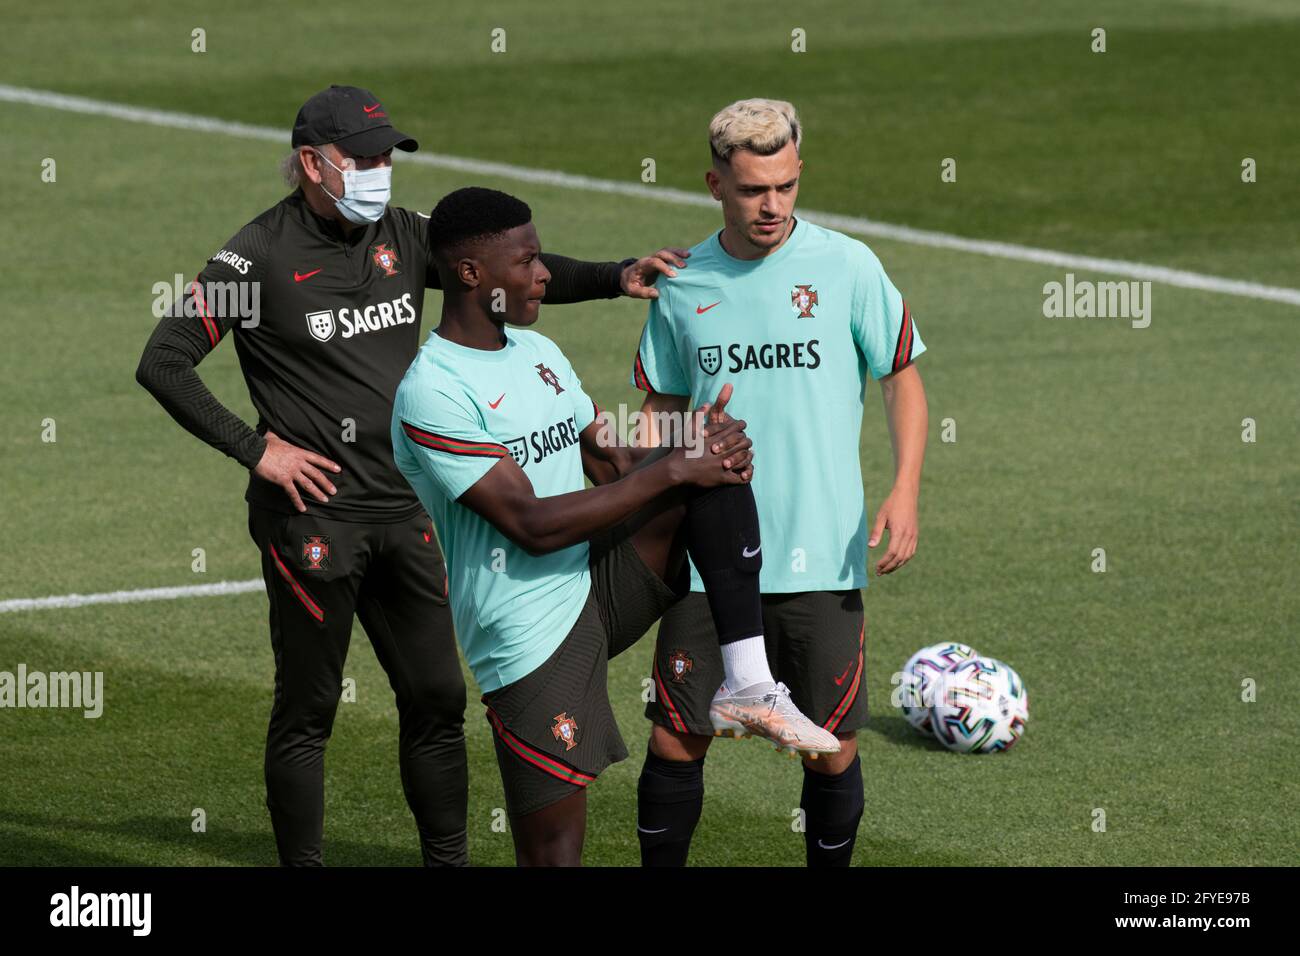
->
[481,525,688,818]
[646,589,867,738]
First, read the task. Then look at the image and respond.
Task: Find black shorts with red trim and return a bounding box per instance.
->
[647,589,867,738]
[481,524,688,818]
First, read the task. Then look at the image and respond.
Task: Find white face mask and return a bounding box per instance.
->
[314,148,392,224]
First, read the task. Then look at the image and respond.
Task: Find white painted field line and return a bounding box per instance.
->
[0,580,264,614]
[3,83,1298,308]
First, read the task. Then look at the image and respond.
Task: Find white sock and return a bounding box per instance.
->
[719,635,774,693]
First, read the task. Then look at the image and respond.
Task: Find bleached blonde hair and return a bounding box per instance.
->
[708,98,801,163]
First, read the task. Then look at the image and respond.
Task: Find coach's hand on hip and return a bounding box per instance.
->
[253,430,342,513]
[620,247,691,299]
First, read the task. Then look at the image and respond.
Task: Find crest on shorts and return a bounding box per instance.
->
[551,712,579,750]
[668,650,693,684]
[791,284,818,318]
[301,534,331,571]
[370,242,400,277]
[697,345,722,375]
[305,309,336,343]
[504,436,528,467]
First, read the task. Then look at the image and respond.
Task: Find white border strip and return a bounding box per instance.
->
[0,580,264,614]
[4,82,1298,307]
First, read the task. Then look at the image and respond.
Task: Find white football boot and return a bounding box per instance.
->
[709,681,841,758]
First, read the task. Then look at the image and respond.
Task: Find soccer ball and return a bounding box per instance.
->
[929,656,1028,753]
[897,642,980,735]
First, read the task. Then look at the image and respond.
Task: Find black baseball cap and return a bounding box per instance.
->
[291,85,419,157]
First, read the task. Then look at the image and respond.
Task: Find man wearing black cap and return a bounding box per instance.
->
[136,85,687,866]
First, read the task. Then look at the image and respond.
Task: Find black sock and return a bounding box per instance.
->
[637,747,705,867]
[801,754,863,867]
[684,483,763,645]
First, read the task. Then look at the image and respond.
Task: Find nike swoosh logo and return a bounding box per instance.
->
[742,544,761,558]
[636,826,669,834]
[488,393,505,409]
[834,664,852,687]
[363,103,382,113]
[294,269,321,283]
[817,837,852,851]
[696,301,721,314]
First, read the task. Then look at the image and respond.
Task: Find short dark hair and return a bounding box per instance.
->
[428,187,532,257]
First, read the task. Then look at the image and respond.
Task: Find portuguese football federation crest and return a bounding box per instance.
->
[551,712,579,750]
[370,242,400,277]
[697,345,722,375]
[668,649,693,684]
[301,535,331,571]
[535,363,564,395]
[791,284,819,318]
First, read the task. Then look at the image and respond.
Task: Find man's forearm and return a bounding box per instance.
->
[583,446,640,486]
[538,253,631,304]
[636,392,691,449]
[596,443,662,482]
[582,413,671,485]
[882,367,928,493]
[516,456,677,554]
[136,317,265,468]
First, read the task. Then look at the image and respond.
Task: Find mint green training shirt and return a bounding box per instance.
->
[630,219,925,594]
[393,327,598,692]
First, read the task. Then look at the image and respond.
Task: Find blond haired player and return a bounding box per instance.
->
[630,99,929,866]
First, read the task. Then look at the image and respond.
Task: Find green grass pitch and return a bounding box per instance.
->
[0,0,1296,866]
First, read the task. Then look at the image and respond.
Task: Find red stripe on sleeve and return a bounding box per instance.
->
[633,352,654,393]
[401,421,507,458]
[189,279,220,349]
[892,300,913,372]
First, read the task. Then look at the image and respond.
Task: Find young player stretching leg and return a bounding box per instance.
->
[392,187,837,865]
